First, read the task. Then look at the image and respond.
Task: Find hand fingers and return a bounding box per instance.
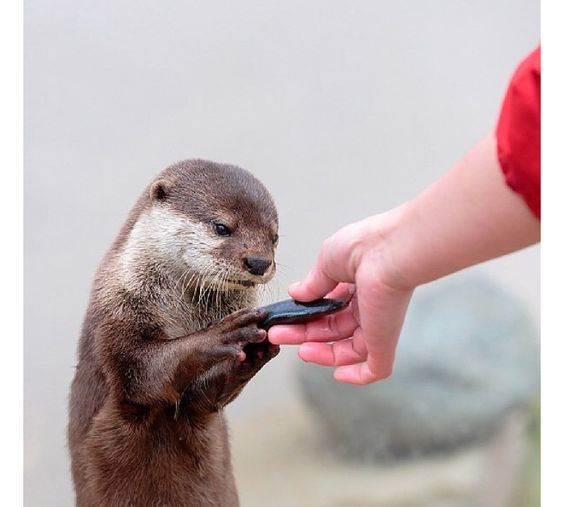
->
[333,358,393,385]
[288,267,338,302]
[325,283,356,302]
[332,302,398,385]
[267,305,358,345]
[328,269,413,385]
[298,337,368,366]
[289,233,357,302]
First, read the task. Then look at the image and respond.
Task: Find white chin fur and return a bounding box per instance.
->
[118,205,222,287]
[118,205,272,292]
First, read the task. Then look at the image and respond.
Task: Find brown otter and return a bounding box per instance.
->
[68,159,280,506]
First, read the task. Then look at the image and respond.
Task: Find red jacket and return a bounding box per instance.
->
[496,46,541,218]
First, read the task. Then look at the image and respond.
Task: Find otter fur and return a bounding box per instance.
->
[68,160,280,506]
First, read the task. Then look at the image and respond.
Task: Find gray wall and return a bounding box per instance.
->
[25,1,539,505]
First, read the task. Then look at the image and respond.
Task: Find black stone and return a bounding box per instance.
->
[258,298,346,330]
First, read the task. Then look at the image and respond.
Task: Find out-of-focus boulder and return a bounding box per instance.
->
[297,276,539,461]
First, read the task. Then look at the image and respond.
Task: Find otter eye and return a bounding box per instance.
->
[214,223,231,237]
[273,233,279,245]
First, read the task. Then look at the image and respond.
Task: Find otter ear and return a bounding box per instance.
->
[150,180,168,201]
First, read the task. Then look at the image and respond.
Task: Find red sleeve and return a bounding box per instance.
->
[495,46,541,218]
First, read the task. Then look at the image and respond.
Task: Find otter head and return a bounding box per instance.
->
[146,159,278,291]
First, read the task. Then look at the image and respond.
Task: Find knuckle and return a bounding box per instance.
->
[233,309,250,319]
[321,237,333,252]
[236,308,256,321]
[375,366,393,382]
[245,328,263,340]
[222,329,242,343]
[224,345,241,356]
[326,314,338,337]
[252,329,267,342]
[255,308,267,319]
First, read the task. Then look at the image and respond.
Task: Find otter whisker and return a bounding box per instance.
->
[189,270,202,305]
[218,268,231,314]
[173,267,191,293]
[209,269,223,310]
[190,265,212,317]
[200,265,216,304]
[174,268,194,309]
[193,265,211,298]
[192,266,208,309]
[212,270,223,311]
[197,263,217,308]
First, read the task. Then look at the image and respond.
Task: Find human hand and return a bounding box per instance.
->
[268,213,414,385]
[268,136,540,386]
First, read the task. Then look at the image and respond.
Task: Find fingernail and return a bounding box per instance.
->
[289,281,302,292]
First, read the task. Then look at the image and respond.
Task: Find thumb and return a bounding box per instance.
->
[288,265,339,302]
[289,239,355,301]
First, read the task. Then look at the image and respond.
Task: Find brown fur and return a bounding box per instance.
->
[68,160,279,506]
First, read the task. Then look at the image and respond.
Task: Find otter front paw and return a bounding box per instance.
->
[184,308,280,411]
[204,308,269,362]
[215,308,280,373]
[208,338,280,410]
[238,339,280,373]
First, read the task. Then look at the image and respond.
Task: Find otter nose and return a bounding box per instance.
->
[244,256,272,276]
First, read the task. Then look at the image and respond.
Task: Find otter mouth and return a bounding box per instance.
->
[196,277,258,291]
[197,273,274,291]
[225,274,275,289]
[226,279,257,289]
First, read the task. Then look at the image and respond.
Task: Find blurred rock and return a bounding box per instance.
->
[297,276,539,461]
[231,403,530,507]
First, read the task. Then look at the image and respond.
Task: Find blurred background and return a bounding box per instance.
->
[25,1,539,505]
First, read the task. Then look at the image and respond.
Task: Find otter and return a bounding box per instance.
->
[68,160,280,506]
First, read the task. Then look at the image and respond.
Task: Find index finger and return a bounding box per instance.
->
[267,304,357,345]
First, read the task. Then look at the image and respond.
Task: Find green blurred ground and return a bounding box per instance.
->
[513,401,540,507]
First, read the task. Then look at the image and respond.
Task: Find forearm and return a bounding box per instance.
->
[275,133,539,385]
[378,134,540,289]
